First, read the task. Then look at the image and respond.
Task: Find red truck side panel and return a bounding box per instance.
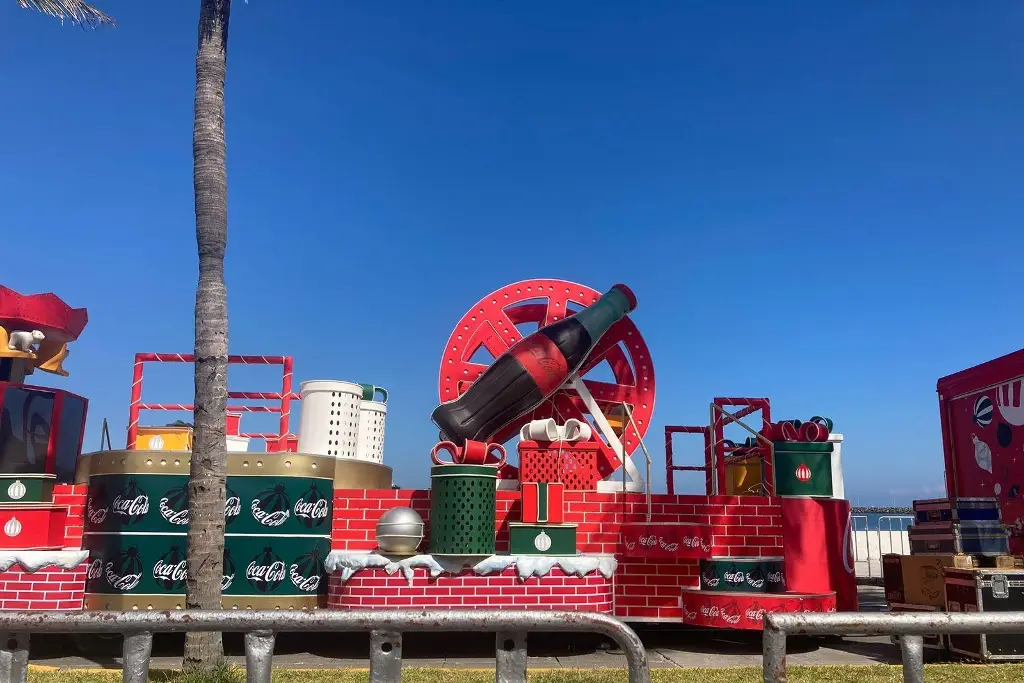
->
[937,348,1024,554]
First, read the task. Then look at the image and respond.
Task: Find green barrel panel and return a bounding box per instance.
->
[83,533,330,599]
[85,473,333,535]
[428,464,497,555]
[699,557,786,593]
[772,441,834,497]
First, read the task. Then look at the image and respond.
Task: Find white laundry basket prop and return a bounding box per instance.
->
[355,384,388,464]
[296,380,362,458]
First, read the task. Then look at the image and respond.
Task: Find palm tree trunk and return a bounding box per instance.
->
[185,0,231,670]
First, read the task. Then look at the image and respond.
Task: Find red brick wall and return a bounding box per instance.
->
[332,489,784,622]
[328,567,612,611]
[53,483,86,549]
[0,483,90,612]
[0,566,86,610]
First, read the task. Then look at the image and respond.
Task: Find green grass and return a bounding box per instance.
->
[26,665,1024,683]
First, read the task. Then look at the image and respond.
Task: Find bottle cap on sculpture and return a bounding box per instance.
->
[611,284,638,311]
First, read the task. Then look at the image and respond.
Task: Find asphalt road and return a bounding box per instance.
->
[27,587,920,670]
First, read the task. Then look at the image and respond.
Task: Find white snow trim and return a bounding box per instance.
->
[325,552,617,586]
[0,550,90,573]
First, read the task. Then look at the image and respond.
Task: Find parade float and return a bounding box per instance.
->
[0,279,857,629]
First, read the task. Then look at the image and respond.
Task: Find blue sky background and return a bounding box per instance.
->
[2,2,1022,504]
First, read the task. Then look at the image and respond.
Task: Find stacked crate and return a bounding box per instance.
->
[909,498,1007,559]
[883,497,1009,655]
[907,497,1024,662]
[883,550,959,652]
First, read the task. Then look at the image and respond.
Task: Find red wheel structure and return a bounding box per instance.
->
[438,279,656,479]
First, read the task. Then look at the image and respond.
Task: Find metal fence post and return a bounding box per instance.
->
[495,631,527,683]
[899,634,924,683]
[761,620,787,683]
[370,629,403,683]
[122,631,153,683]
[0,632,28,683]
[244,630,276,683]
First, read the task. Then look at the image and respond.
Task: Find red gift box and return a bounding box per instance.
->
[521,482,564,524]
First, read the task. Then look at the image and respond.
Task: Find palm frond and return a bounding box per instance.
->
[17,0,116,28]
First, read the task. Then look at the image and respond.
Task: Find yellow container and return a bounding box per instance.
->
[726,456,764,495]
[135,426,193,451]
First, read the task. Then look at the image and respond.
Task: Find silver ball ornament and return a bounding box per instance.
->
[375,506,425,555]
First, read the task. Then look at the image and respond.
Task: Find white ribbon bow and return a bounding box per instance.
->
[519,418,593,443]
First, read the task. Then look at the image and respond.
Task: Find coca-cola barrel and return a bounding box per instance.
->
[82,450,335,609]
[428,464,498,556]
[698,556,786,593]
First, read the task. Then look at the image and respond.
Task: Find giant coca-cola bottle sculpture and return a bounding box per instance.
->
[431,283,637,445]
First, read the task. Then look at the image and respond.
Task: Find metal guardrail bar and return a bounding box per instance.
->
[763,611,1024,683]
[0,609,651,683]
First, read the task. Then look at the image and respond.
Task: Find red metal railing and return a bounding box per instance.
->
[664,425,712,495]
[126,353,297,449]
[664,397,775,496]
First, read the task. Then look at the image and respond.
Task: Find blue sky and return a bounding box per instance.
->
[3,2,1022,504]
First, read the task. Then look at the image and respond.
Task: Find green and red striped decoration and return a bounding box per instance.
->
[521,482,564,524]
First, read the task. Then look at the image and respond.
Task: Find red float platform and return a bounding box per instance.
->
[327,488,804,623]
[0,280,862,630]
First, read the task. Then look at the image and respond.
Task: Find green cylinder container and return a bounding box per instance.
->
[773,441,834,497]
[428,464,497,556]
[698,557,786,593]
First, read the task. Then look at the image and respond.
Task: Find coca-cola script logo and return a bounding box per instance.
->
[87,496,108,525]
[719,601,741,625]
[159,499,189,525]
[724,570,745,585]
[105,564,141,591]
[153,559,188,588]
[247,560,286,589]
[745,572,765,589]
[638,533,659,548]
[251,500,289,527]
[104,548,144,592]
[744,605,766,623]
[767,570,784,586]
[293,497,329,525]
[681,603,698,621]
[289,563,320,592]
[113,494,150,521]
[87,559,102,582]
[246,545,287,592]
[112,478,149,525]
[224,490,241,525]
[159,485,189,526]
[680,535,711,553]
[700,605,719,618]
[701,571,720,588]
[251,484,291,528]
